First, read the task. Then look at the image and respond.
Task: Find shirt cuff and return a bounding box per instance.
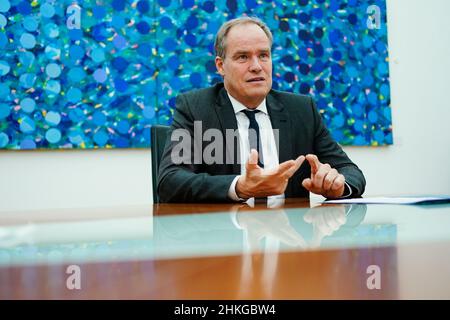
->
[228,175,246,202]
[339,182,353,198]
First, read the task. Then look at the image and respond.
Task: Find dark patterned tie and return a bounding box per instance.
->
[242,109,264,168]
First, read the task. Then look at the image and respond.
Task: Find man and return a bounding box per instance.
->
[157,17,365,203]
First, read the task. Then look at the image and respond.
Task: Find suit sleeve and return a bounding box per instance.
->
[310,97,366,197]
[157,94,237,203]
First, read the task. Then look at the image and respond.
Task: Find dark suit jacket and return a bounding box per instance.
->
[157,83,365,203]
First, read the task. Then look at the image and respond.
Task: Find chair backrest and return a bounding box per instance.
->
[151,125,171,203]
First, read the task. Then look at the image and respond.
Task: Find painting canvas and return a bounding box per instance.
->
[0,0,392,150]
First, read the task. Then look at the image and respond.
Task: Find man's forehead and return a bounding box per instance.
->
[227,23,269,40]
[226,24,271,52]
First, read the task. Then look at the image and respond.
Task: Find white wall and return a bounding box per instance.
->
[0,150,152,211]
[1,0,449,212]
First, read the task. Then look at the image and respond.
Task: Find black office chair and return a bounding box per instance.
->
[151,125,171,203]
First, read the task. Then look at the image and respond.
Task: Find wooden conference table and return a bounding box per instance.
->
[1,198,450,299]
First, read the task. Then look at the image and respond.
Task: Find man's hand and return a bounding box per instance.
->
[302,154,346,198]
[236,149,305,199]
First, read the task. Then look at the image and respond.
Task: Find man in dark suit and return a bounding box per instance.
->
[158,17,365,203]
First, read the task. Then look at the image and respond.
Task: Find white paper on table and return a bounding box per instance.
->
[323,196,450,205]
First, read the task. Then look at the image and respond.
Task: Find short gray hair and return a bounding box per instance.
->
[214,16,273,59]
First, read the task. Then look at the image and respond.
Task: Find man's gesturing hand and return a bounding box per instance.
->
[236,149,305,199]
[302,154,346,198]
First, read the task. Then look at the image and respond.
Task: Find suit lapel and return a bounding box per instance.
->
[214,87,241,174]
[266,91,293,164]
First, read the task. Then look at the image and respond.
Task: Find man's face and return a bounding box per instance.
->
[215,23,273,108]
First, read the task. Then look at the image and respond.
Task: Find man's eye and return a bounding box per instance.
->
[260,53,269,59]
[237,55,247,61]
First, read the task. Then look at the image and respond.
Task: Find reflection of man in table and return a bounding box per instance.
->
[153,203,367,255]
[232,202,367,297]
[153,202,367,298]
[233,201,368,251]
[158,16,366,203]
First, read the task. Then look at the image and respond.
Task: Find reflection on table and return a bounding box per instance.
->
[1,199,450,299]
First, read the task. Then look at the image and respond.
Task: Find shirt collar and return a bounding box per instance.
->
[227,92,268,115]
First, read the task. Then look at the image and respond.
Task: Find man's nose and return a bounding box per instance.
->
[248,56,262,72]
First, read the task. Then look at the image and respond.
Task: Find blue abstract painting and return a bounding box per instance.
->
[0,0,392,150]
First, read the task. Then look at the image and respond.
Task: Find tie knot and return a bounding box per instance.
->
[241,109,260,121]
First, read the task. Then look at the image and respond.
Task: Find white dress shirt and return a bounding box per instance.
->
[226,92,284,202]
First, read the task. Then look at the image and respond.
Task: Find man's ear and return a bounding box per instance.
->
[215,56,225,76]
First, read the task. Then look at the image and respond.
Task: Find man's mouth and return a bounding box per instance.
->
[246,77,265,83]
